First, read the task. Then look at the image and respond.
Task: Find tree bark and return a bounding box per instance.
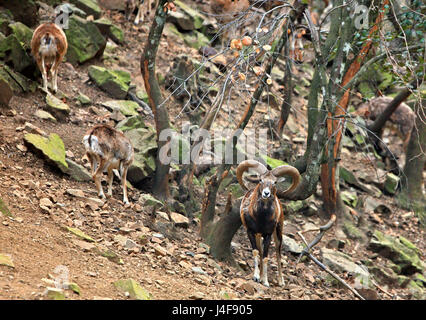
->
[141,0,171,200]
[399,98,426,209]
[320,0,389,218]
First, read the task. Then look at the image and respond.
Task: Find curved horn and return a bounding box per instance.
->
[271,165,301,195]
[236,160,268,190]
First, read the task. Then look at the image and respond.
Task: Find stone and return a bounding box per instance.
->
[321,248,370,281]
[170,212,189,228]
[368,230,423,275]
[101,100,140,117]
[97,0,125,10]
[94,18,125,44]
[340,190,358,208]
[153,245,168,257]
[0,0,38,27]
[0,253,14,268]
[65,226,95,242]
[45,94,70,120]
[384,173,399,194]
[69,0,102,19]
[139,194,164,208]
[73,239,96,252]
[8,22,33,48]
[63,159,92,182]
[64,15,106,64]
[114,279,152,300]
[24,133,68,172]
[46,288,66,300]
[88,66,131,99]
[191,266,207,275]
[282,235,303,254]
[76,93,91,105]
[0,197,12,217]
[34,110,56,122]
[173,0,206,30]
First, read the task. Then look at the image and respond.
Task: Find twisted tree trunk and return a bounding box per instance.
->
[141,0,171,200]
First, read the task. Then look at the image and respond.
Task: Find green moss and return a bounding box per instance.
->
[24,133,68,170]
[102,100,139,116]
[65,227,95,242]
[64,15,106,64]
[174,0,205,29]
[0,197,13,217]
[114,279,152,300]
[8,22,33,48]
[369,230,424,274]
[88,66,130,99]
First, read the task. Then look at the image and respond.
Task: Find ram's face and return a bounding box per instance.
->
[259,172,277,199]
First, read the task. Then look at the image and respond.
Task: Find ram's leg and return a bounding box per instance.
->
[273,228,284,286]
[107,165,114,198]
[41,57,49,93]
[247,231,261,283]
[121,164,130,205]
[51,58,59,93]
[134,4,143,24]
[93,158,106,199]
[261,234,272,287]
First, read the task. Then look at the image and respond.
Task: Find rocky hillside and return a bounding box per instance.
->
[0,0,424,300]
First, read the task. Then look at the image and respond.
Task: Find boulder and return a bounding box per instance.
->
[101,100,139,117]
[88,66,131,99]
[69,0,101,19]
[0,0,38,27]
[321,248,370,283]
[113,279,152,300]
[0,64,37,98]
[34,110,57,122]
[63,158,92,182]
[45,94,70,120]
[0,34,34,74]
[282,235,303,254]
[64,15,106,64]
[8,22,33,48]
[94,18,125,44]
[173,0,206,30]
[170,212,189,228]
[384,173,399,194]
[116,116,157,184]
[368,230,424,275]
[24,133,68,172]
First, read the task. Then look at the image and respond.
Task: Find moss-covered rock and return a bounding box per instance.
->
[173,0,206,30]
[116,116,157,184]
[65,226,95,242]
[8,22,33,48]
[0,64,37,96]
[0,197,12,217]
[384,173,399,194]
[101,100,139,116]
[24,133,68,171]
[114,279,152,300]
[64,15,106,64]
[45,94,70,120]
[94,18,125,44]
[0,34,34,74]
[0,0,38,27]
[368,230,424,275]
[0,253,14,268]
[69,0,101,19]
[88,66,130,99]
